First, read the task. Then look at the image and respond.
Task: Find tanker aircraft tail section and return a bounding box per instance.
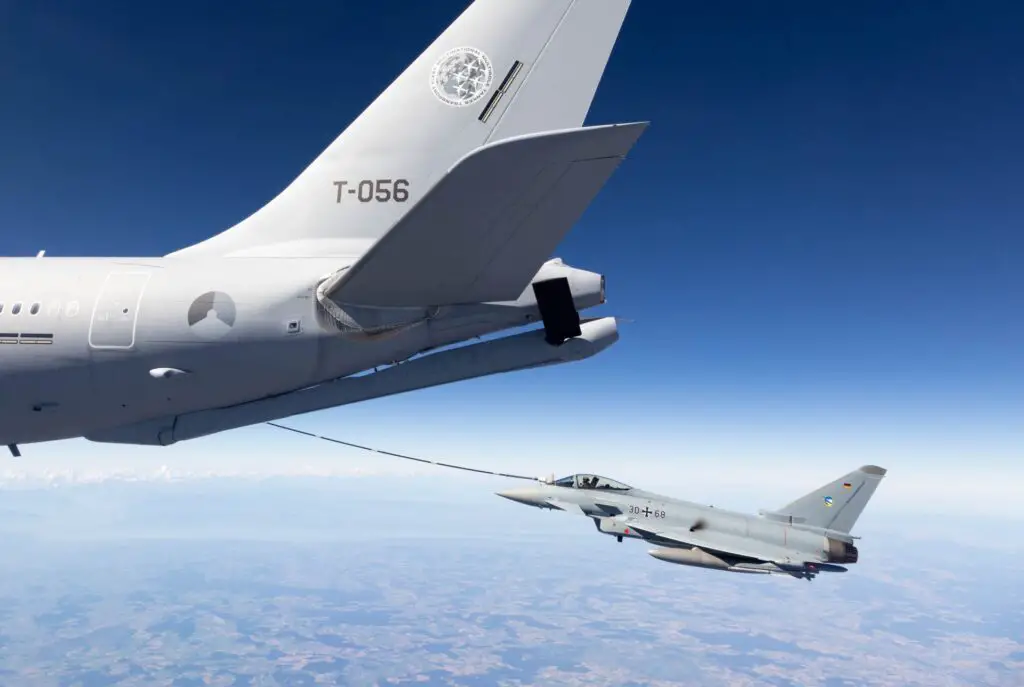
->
[763,465,888,534]
[0,0,642,452]
[168,0,633,259]
[321,122,647,308]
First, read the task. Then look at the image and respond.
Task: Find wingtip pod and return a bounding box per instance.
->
[570,315,620,354]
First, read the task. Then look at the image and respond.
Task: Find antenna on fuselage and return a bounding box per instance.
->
[35,250,45,258]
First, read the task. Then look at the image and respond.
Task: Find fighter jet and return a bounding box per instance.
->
[0,0,644,454]
[497,465,887,580]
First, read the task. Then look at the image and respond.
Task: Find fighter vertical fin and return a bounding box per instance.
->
[767,465,887,534]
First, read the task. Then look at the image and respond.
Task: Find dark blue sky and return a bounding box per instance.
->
[1,0,1021,435]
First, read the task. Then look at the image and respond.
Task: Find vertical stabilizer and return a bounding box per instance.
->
[169,0,632,259]
[769,465,887,534]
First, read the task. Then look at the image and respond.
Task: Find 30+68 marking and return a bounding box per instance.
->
[629,505,666,518]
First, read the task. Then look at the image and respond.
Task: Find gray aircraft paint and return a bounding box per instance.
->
[497,466,887,580]
[0,0,641,449]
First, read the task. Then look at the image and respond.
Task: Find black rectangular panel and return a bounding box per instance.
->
[532,277,581,345]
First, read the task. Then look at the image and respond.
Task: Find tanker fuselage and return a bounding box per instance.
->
[0,256,607,447]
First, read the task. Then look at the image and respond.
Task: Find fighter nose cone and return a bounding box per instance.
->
[496,487,540,506]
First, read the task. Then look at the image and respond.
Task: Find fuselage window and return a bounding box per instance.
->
[29,303,40,315]
[11,303,21,315]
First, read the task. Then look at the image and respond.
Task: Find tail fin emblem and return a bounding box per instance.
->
[823,496,834,507]
[430,47,494,107]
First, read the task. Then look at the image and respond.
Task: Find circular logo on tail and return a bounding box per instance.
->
[429,46,494,107]
[188,291,236,340]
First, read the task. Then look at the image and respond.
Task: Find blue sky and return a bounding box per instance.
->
[0,1,1020,517]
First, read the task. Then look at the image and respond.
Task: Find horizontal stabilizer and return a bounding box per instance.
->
[322,122,647,307]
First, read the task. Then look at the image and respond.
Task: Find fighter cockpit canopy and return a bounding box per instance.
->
[551,474,633,491]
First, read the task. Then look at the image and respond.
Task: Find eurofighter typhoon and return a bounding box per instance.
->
[498,466,887,580]
[0,0,645,454]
